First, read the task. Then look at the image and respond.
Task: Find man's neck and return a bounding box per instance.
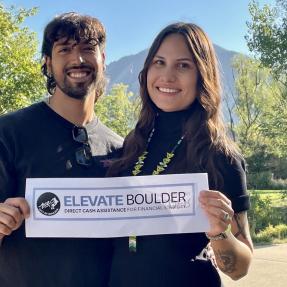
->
[47,91,96,126]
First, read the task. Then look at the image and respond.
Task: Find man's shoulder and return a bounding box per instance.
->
[95,120,124,148]
[0,102,44,128]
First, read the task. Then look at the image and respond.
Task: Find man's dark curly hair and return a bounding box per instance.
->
[41,12,106,95]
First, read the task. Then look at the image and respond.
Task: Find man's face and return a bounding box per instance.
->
[46,38,105,100]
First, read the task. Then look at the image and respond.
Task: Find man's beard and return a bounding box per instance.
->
[54,67,106,100]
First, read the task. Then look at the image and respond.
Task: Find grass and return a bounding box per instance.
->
[273,238,287,244]
[251,190,285,193]
[248,190,287,244]
[249,190,287,207]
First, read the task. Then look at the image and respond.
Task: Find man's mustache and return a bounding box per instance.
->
[64,63,94,73]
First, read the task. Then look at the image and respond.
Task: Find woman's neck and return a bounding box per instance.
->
[155,109,191,136]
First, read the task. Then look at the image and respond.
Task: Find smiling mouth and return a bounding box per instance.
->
[65,64,94,81]
[67,71,91,79]
[157,87,181,93]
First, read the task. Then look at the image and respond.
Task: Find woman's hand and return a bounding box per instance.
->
[199,190,253,280]
[199,190,234,237]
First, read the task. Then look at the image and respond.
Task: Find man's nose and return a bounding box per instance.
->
[78,55,84,64]
[71,49,85,65]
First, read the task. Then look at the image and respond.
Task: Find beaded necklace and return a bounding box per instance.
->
[129,128,186,252]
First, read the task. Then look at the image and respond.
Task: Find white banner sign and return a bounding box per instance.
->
[25,173,210,238]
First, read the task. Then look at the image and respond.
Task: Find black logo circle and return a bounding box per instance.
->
[37,192,61,216]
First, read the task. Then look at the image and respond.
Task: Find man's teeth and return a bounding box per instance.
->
[158,87,179,93]
[69,72,88,78]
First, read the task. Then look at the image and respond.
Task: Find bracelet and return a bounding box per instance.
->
[205,224,231,241]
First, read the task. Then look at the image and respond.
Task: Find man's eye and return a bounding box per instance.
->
[59,47,70,53]
[83,46,96,52]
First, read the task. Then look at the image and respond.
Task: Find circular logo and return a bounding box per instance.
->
[37,192,61,216]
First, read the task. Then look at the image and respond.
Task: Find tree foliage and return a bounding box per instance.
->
[0,3,45,115]
[95,84,138,137]
[230,54,287,186]
[232,55,281,157]
[246,0,287,84]
[245,0,287,166]
[259,89,287,157]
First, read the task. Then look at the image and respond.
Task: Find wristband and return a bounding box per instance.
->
[205,224,231,241]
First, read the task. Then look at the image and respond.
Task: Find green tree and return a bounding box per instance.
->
[232,55,280,157]
[231,55,287,188]
[232,55,287,188]
[246,0,287,84]
[95,83,138,137]
[0,3,45,115]
[260,91,287,157]
[246,0,287,158]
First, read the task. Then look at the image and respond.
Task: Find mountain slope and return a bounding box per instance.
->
[106,45,238,95]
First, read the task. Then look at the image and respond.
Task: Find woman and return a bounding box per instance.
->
[108,22,253,286]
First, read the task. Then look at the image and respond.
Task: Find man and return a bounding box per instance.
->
[0,12,122,287]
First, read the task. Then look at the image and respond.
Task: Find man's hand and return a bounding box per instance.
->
[0,198,30,240]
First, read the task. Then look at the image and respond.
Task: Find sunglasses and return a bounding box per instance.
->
[72,126,93,166]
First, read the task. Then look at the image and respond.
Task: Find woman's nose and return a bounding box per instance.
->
[160,67,176,82]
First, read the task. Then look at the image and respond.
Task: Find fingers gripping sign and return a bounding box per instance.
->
[199,190,234,237]
[0,198,30,240]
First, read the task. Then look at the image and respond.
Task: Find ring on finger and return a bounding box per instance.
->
[223,212,230,222]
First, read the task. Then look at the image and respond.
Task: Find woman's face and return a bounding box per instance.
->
[147,33,199,112]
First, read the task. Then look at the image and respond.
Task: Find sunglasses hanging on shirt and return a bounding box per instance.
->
[72,126,93,167]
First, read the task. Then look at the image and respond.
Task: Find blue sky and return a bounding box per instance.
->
[2,0,276,64]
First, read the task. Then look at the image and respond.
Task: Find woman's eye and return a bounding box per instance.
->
[153,59,164,66]
[178,62,190,69]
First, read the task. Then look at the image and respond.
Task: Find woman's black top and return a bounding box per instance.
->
[109,109,250,287]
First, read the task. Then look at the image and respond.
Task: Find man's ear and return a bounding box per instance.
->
[102,52,106,70]
[45,56,52,75]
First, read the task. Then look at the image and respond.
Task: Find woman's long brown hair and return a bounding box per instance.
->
[107,22,241,189]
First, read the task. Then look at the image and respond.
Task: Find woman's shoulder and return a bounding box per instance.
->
[214,150,249,212]
[214,150,246,176]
